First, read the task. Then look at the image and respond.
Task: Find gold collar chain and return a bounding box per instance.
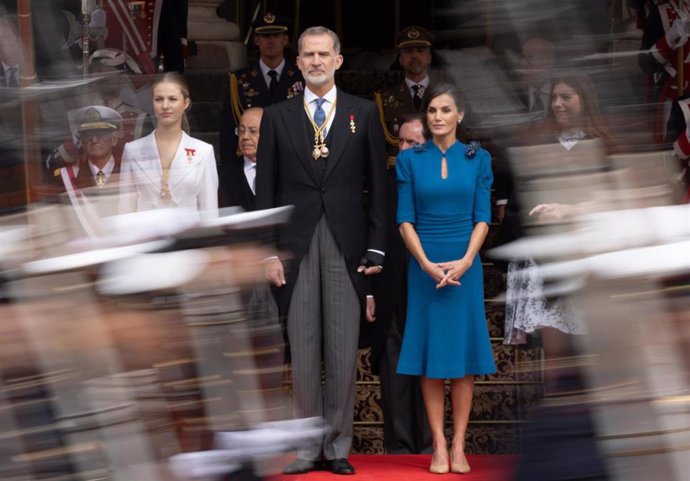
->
[304,98,337,160]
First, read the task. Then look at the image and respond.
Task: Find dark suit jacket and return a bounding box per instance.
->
[255,89,387,317]
[219,61,304,166]
[219,155,255,211]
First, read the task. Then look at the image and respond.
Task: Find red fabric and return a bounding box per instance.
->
[655,35,673,60]
[676,129,690,157]
[267,454,517,481]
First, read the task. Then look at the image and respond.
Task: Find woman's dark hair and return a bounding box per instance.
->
[420,82,468,140]
[546,74,609,140]
[421,82,466,114]
[152,71,191,134]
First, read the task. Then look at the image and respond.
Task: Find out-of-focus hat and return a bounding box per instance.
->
[74,105,122,136]
[395,26,434,49]
[252,12,290,35]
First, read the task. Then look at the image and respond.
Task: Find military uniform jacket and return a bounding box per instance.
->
[640,1,690,102]
[375,82,424,164]
[118,132,219,217]
[47,98,151,172]
[219,61,304,165]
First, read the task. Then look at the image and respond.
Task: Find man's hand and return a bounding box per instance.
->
[357,251,384,275]
[366,296,376,322]
[264,257,286,287]
[496,204,506,223]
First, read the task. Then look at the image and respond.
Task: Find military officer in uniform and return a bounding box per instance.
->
[218,12,304,167]
[371,26,435,455]
[45,69,151,176]
[375,26,434,168]
[53,105,123,191]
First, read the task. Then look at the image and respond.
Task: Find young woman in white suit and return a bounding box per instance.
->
[119,72,219,218]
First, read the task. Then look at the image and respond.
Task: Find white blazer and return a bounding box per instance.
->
[119,131,219,218]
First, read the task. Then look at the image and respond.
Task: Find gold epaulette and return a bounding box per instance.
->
[374,92,399,147]
[229,73,244,127]
[387,156,397,169]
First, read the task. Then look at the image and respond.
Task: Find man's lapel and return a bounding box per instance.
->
[281,96,320,185]
[322,89,355,182]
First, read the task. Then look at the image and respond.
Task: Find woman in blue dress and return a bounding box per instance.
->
[396,83,496,474]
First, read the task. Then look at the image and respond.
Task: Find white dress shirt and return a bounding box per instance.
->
[259,59,286,88]
[243,156,257,194]
[87,156,116,184]
[303,85,337,136]
[2,61,19,87]
[405,76,430,100]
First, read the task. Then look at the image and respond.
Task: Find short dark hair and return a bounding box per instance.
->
[399,112,429,140]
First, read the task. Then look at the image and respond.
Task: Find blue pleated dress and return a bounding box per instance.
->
[396,140,496,379]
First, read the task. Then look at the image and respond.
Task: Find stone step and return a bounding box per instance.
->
[188,100,223,134]
[186,70,231,102]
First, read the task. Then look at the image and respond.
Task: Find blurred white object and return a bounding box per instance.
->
[22,240,170,275]
[169,450,241,479]
[98,250,209,295]
[215,416,326,457]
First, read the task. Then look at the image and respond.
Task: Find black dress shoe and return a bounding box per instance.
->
[282,458,321,474]
[328,458,355,475]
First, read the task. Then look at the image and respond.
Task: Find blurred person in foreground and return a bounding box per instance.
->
[46,65,151,174]
[503,74,611,349]
[396,83,495,474]
[494,37,555,226]
[256,26,386,475]
[119,72,218,217]
[498,74,612,481]
[639,0,690,141]
[517,37,555,118]
[370,112,433,455]
[0,13,26,213]
[219,107,262,210]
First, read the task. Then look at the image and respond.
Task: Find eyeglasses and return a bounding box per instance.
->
[236,126,260,136]
[81,132,115,143]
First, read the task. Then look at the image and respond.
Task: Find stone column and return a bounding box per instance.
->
[187,0,245,70]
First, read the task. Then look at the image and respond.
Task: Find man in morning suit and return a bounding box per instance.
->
[219,107,262,210]
[255,26,387,475]
[219,13,304,167]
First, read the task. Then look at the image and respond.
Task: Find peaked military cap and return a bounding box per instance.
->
[253,12,290,35]
[74,105,122,135]
[395,26,434,49]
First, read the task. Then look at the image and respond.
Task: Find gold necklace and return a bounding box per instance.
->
[304,98,337,160]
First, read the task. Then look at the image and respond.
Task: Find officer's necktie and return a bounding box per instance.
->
[314,98,327,129]
[7,67,18,88]
[96,170,106,187]
[531,88,544,113]
[268,70,278,98]
[412,84,423,111]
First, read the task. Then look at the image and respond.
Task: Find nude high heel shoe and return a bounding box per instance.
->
[450,449,471,474]
[429,450,450,474]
